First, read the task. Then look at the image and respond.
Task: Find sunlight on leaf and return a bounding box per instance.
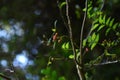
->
[69,55,74,59]
[52,29,56,32]
[59,2,66,9]
[91,34,99,50]
[62,42,70,50]
[88,36,92,43]
[47,61,52,66]
[62,43,66,49]
[97,24,105,31]
[83,8,86,11]
[83,39,87,47]
[99,15,103,24]
[91,33,96,41]
[91,24,99,31]
[88,7,92,12]
[91,43,96,50]
[65,42,69,49]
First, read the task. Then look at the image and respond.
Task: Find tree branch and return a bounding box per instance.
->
[93,60,120,66]
[65,0,77,63]
[65,0,85,80]
[0,74,11,80]
[79,0,88,64]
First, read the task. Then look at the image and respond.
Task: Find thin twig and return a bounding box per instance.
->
[65,0,77,62]
[65,0,86,80]
[57,0,69,31]
[79,0,88,64]
[93,60,120,66]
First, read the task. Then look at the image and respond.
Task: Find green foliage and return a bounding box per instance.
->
[58,77,66,80]
[68,54,74,59]
[87,33,99,50]
[83,0,120,52]
[41,67,66,80]
[43,0,120,80]
[62,42,70,50]
[91,24,99,31]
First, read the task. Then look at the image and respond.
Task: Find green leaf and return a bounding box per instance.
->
[59,2,66,9]
[103,15,106,24]
[69,55,74,59]
[65,42,70,49]
[91,33,96,41]
[83,39,87,47]
[62,43,66,49]
[91,43,96,50]
[97,24,105,31]
[52,29,56,32]
[105,28,111,36]
[95,34,99,42]
[93,19,99,24]
[88,2,92,7]
[91,24,99,31]
[51,70,57,80]
[41,67,51,75]
[88,7,92,12]
[58,77,66,80]
[83,8,86,12]
[96,11,102,15]
[106,17,111,26]
[47,61,52,66]
[85,72,89,80]
[91,34,99,50]
[75,49,79,53]
[88,36,92,43]
[99,15,103,24]
[61,42,70,49]
[109,18,114,27]
[87,13,91,18]
[112,23,118,30]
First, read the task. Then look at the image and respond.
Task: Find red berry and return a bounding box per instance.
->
[85,48,89,52]
[53,33,58,41]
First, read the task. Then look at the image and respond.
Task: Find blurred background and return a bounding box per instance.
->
[0,0,120,80]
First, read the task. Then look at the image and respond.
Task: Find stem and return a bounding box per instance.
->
[57,0,69,31]
[65,0,86,80]
[79,0,88,64]
[65,0,76,62]
[93,60,120,66]
[79,0,88,80]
